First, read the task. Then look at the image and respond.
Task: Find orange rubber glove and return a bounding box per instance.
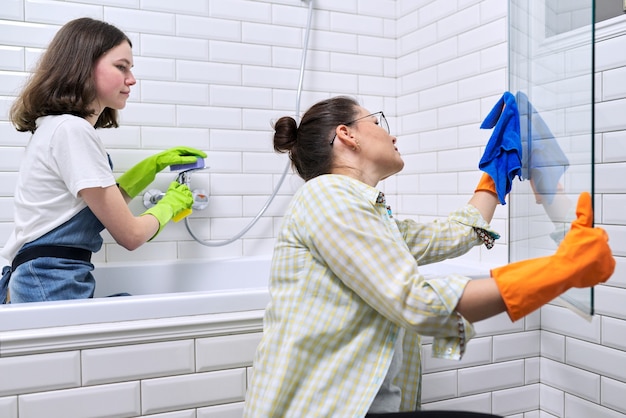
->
[491,192,615,321]
[475,172,497,196]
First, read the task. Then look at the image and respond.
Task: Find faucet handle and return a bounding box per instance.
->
[142,188,209,211]
[143,188,164,209]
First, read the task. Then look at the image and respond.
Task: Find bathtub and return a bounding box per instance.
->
[0,256,491,332]
[0,256,273,332]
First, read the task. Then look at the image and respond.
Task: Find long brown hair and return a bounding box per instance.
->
[10,17,132,133]
[274,96,360,181]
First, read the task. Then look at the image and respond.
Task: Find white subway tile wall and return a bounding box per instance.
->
[19,382,141,418]
[141,369,247,415]
[81,340,196,386]
[0,0,625,417]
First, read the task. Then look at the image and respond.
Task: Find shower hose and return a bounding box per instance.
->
[184,0,314,247]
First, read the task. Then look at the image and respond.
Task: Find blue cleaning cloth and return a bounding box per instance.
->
[479,91,523,205]
[515,91,569,205]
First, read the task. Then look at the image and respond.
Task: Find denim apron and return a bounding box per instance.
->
[0,154,117,304]
[1,206,105,303]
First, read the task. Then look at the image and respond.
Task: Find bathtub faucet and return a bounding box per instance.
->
[143,165,209,211]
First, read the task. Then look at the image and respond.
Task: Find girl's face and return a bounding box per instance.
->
[91,41,135,120]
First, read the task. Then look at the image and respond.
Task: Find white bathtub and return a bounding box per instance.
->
[0,256,491,332]
[0,256,273,332]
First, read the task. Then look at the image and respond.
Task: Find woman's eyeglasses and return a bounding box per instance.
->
[329,111,389,146]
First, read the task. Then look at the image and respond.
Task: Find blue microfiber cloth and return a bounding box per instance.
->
[479,91,523,205]
[515,91,569,205]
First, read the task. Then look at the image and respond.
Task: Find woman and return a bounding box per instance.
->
[0,18,205,303]
[243,96,614,417]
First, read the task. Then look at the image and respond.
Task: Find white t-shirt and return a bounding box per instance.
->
[1,114,117,260]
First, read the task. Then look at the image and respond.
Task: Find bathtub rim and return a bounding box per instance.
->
[0,257,495,333]
[0,255,273,332]
[0,309,266,357]
[0,287,270,332]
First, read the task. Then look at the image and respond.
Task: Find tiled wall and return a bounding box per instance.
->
[393,0,510,268]
[0,0,507,267]
[0,314,265,418]
[570,16,626,417]
[1,0,399,264]
[1,0,625,417]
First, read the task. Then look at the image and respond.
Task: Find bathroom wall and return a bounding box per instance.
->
[394,1,538,415]
[0,0,506,262]
[0,0,509,267]
[561,15,626,417]
[393,0,509,269]
[414,7,626,415]
[0,0,390,265]
[0,0,625,416]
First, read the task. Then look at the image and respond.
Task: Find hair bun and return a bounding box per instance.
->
[273,116,298,153]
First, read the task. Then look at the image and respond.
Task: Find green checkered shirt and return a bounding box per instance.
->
[244,174,498,417]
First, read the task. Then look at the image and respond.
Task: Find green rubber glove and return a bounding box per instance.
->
[117,146,207,198]
[142,181,193,240]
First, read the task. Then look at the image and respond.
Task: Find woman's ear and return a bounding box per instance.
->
[335,125,358,150]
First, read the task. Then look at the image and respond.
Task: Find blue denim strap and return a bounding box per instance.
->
[1,265,11,304]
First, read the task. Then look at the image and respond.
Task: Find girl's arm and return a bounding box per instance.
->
[80,185,159,250]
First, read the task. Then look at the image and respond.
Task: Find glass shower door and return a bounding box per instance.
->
[508,0,595,317]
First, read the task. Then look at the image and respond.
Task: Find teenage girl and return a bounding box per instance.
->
[0,18,205,303]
